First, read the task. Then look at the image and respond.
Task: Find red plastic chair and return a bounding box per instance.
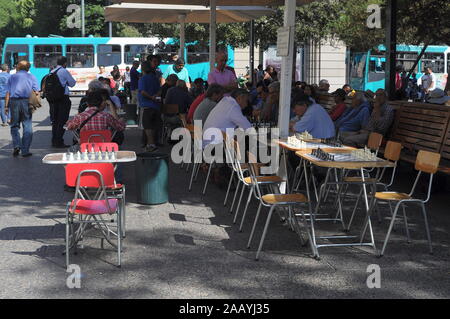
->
[65,163,126,236]
[80,130,113,144]
[65,165,122,267]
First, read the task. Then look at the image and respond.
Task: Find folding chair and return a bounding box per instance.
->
[246,151,313,260]
[345,141,402,230]
[65,165,122,267]
[80,130,113,144]
[78,143,126,237]
[364,150,441,256]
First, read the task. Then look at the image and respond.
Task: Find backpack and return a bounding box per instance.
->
[43,67,65,103]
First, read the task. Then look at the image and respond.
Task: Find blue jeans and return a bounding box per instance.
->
[9,99,33,155]
[0,98,10,124]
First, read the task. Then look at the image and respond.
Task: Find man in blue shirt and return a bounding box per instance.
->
[4,61,39,157]
[162,59,190,89]
[291,95,335,139]
[49,56,76,148]
[0,64,11,126]
[138,61,161,152]
[335,92,371,136]
[130,60,141,105]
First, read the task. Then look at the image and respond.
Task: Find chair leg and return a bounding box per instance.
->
[117,209,122,267]
[66,209,70,268]
[224,171,235,206]
[230,180,241,214]
[233,185,247,224]
[202,162,214,195]
[247,202,262,249]
[401,204,411,243]
[239,187,254,232]
[380,203,401,256]
[347,188,363,232]
[255,206,276,261]
[188,163,198,191]
[121,187,126,238]
[421,203,433,254]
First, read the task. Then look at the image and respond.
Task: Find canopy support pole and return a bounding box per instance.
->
[179,14,186,60]
[210,0,217,72]
[385,0,397,100]
[278,0,296,138]
[250,20,255,85]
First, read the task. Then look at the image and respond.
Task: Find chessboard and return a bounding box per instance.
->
[304,148,383,163]
[284,136,347,151]
[42,151,137,164]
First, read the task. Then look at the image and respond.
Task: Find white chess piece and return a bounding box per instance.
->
[76,151,81,161]
[111,152,116,160]
[104,152,110,161]
[62,153,67,161]
[69,153,74,161]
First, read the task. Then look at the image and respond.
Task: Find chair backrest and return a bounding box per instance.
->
[384,141,402,162]
[247,151,265,199]
[415,150,441,174]
[367,132,383,151]
[162,104,179,115]
[65,163,116,188]
[80,142,119,152]
[80,130,112,144]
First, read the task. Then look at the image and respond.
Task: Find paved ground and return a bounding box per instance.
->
[0,99,449,299]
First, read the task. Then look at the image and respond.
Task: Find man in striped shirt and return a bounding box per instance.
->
[66,91,125,133]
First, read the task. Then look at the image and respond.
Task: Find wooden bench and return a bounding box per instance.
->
[388,101,450,164]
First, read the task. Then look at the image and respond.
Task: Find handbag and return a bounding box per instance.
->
[29,91,42,113]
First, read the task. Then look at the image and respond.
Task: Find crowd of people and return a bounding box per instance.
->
[1,50,450,160]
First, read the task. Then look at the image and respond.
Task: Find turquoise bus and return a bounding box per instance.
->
[1,36,234,93]
[349,44,449,92]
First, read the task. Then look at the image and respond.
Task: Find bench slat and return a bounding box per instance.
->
[397,124,444,137]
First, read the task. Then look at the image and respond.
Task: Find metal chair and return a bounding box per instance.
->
[161,103,181,144]
[65,166,122,267]
[364,150,441,256]
[246,151,312,260]
[345,141,403,230]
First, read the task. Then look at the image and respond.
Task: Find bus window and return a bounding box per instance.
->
[4,45,29,69]
[368,56,385,83]
[34,45,62,68]
[422,53,445,73]
[187,43,209,65]
[97,44,121,66]
[156,42,179,64]
[124,44,153,64]
[67,45,94,68]
[396,52,418,73]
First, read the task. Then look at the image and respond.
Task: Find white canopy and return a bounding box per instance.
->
[105,4,275,23]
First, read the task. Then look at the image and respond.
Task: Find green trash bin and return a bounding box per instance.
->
[135,152,169,205]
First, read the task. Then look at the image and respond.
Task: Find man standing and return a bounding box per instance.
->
[420,67,437,99]
[130,60,141,105]
[4,61,39,157]
[163,59,190,89]
[48,57,76,148]
[208,52,237,94]
[0,64,11,126]
[138,61,161,152]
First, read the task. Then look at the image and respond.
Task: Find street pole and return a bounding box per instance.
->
[81,0,85,37]
[385,0,397,100]
[209,0,217,72]
[278,0,296,138]
[250,20,255,85]
[179,14,186,60]
[108,0,113,37]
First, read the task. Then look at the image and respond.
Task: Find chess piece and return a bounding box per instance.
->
[76,151,81,161]
[69,152,74,161]
[62,153,67,161]
[97,151,102,160]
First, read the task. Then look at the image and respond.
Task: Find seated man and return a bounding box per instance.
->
[66,90,126,143]
[190,78,205,99]
[329,89,348,121]
[318,79,330,93]
[165,79,194,118]
[340,89,395,147]
[193,84,224,125]
[260,81,280,123]
[203,88,252,148]
[290,95,335,139]
[161,74,178,102]
[335,92,371,137]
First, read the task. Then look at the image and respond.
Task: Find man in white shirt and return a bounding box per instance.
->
[420,67,437,96]
[202,89,252,148]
